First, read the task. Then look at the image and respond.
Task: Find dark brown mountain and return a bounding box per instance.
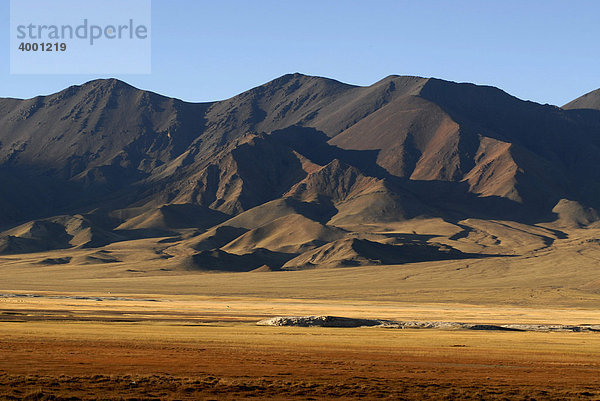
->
[1,73,599,269]
[563,88,600,110]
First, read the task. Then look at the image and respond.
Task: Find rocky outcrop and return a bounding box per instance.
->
[257,316,600,332]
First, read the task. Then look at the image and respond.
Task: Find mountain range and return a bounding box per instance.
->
[1,74,599,271]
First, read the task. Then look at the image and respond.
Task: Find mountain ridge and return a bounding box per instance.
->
[1,73,599,270]
[563,88,600,111]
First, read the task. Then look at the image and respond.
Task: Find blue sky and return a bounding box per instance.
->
[1,0,599,105]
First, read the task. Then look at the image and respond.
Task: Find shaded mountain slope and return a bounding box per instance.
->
[221,213,345,254]
[0,79,209,176]
[330,77,600,213]
[201,73,428,145]
[0,79,211,222]
[285,159,426,224]
[563,88,600,111]
[282,238,469,270]
[0,214,121,254]
[1,73,600,268]
[115,204,228,231]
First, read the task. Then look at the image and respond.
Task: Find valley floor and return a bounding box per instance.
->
[1,225,599,399]
[1,293,600,400]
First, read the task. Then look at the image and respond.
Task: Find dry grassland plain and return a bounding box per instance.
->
[1,225,600,400]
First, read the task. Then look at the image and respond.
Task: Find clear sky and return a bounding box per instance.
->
[1,0,599,106]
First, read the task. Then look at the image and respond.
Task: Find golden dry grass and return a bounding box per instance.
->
[1,317,600,400]
[1,224,599,399]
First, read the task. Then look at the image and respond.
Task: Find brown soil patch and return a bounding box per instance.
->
[1,320,599,400]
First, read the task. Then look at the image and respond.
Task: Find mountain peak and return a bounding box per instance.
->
[82,78,134,88]
[76,78,139,94]
[45,78,141,103]
[1,72,600,238]
[563,88,600,111]
[264,72,356,91]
